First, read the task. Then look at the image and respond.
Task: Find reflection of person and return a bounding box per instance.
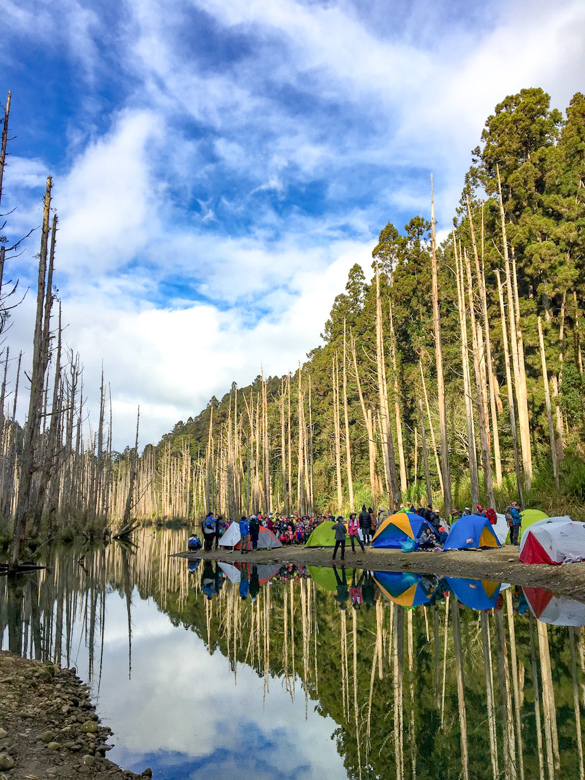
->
[350,570,364,609]
[202,560,216,598]
[333,565,349,610]
[361,571,376,609]
[332,516,347,561]
[239,566,249,600]
[250,565,260,601]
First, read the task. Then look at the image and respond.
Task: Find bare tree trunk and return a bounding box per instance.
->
[430,174,452,515]
[538,316,559,488]
[332,355,343,512]
[352,336,378,506]
[388,294,407,494]
[121,406,140,531]
[342,321,354,509]
[0,92,11,207]
[419,399,433,507]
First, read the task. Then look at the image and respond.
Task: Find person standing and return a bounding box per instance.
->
[214,515,223,550]
[249,514,260,550]
[239,515,250,553]
[507,502,522,545]
[332,515,347,561]
[202,512,216,552]
[359,504,371,544]
[347,512,365,554]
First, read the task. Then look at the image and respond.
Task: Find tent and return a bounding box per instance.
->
[523,586,585,626]
[446,577,501,610]
[443,514,501,550]
[372,512,435,549]
[519,519,585,564]
[521,508,549,530]
[307,565,341,592]
[374,571,438,606]
[494,513,510,544]
[218,523,241,547]
[305,521,345,548]
[519,515,571,547]
[218,561,241,583]
[235,527,282,550]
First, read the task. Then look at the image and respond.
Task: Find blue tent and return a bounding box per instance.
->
[443,514,500,550]
[372,511,435,549]
[446,577,501,610]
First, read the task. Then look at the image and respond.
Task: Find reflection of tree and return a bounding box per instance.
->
[2,530,585,780]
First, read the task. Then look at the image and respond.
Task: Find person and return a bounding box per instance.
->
[350,570,363,609]
[359,504,372,544]
[486,506,497,524]
[202,560,216,598]
[249,514,260,550]
[239,566,249,600]
[188,534,202,551]
[418,526,437,549]
[332,515,347,561]
[361,571,376,610]
[202,512,216,552]
[347,512,365,554]
[368,507,377,537]
[239,515,250,553]
[463,507,472,516]
[214,515,223,550]
[506,502,522,545]
[476,504,487,518]
[377,507,387,527]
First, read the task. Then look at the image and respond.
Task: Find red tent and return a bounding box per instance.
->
[235,526,282,550]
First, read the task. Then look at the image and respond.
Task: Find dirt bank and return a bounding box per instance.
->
[174,545,585,603]
[0,652,150,779]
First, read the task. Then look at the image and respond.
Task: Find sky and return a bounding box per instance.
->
[2,0,585,450]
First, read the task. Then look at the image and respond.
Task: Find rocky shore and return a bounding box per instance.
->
[0,652,149,779]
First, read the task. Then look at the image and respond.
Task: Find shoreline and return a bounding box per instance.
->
[173,545,585,603]
[0,652,149,779]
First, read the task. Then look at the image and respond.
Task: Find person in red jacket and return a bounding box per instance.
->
[347,512,365,554]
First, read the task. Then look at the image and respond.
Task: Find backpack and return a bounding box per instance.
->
[249,517,260,533]
[504,508,513,524]
[204,518,215,533]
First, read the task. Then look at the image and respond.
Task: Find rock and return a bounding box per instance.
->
[47,741,61,750]
[40,730,56,743]
[80,721,99,734]
[142,770,153,778]
[82,754,96,766]
[0,729,6,739]
[0,753,15,770]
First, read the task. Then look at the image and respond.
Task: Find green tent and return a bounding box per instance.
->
[307,565,339,592]
[521,508,549,533]
[305,521,346,547]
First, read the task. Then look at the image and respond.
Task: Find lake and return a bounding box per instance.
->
[1,527,584,779]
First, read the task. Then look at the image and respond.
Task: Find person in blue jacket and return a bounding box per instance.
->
[239,515,250,553]
[508,502,522,545]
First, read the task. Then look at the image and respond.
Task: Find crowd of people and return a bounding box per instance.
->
[188,499,525,555]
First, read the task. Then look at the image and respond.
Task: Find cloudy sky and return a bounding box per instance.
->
[2,0,584,449]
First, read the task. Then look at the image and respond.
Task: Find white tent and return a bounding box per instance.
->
[494,513,510,544]
[519,515,571,548]
[519,519,585,565]
[218,561,241,583]
[218,523,241,548]
[524,587,585,626]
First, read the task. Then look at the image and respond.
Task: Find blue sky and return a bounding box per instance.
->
[2,0,585,448]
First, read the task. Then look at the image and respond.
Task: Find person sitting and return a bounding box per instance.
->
[419,526,438,550]
[188,534,202,551]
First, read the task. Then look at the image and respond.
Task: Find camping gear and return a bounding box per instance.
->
[493,513,510,544]
[372,512,435,549]
[446,577,501,610]
[218,523,241,547]
[519,519,585,565]
[400,539,416,553]
[519,515,571,547]
[443,514,501,550]
[521,508,549,530]
[305,521,346,547]
[235,526,282,550]
[523,586,585,626]
[374,571,438,606]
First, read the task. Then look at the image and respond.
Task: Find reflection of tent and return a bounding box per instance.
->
[235,527,282,550]
[374,571,438,606]
[218,523,240,547]
[307,565,340,592]
[305,521,344,547]
[519,519,585,564]
[235,562,281,584]
[443,514,501,550]
[218,561,241,583]
[372,512,434,549]
[446,577,501,610]
[523,586,585,626]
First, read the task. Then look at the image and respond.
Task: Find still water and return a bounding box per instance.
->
[1,527,584,779]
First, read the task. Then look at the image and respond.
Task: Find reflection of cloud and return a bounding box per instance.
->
[86,591,345,779]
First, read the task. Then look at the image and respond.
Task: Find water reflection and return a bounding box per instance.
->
[1,529,585,780]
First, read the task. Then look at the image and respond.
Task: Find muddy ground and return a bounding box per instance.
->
[174,544,585,602]
[0,652,150,779]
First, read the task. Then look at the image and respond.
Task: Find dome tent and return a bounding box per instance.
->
[306,521,347,547]
[523,586,585,626]
[519,519,585,565]
[374,571,438,606]
[236,527,282,550]
[443,514,500,550]
[446,577,501,610]
[372,512,435,549]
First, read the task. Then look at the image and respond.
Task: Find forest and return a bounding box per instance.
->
[1,86,584,564]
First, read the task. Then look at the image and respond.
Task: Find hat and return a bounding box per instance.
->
[464,507,470,511]
[336,515,344,521]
